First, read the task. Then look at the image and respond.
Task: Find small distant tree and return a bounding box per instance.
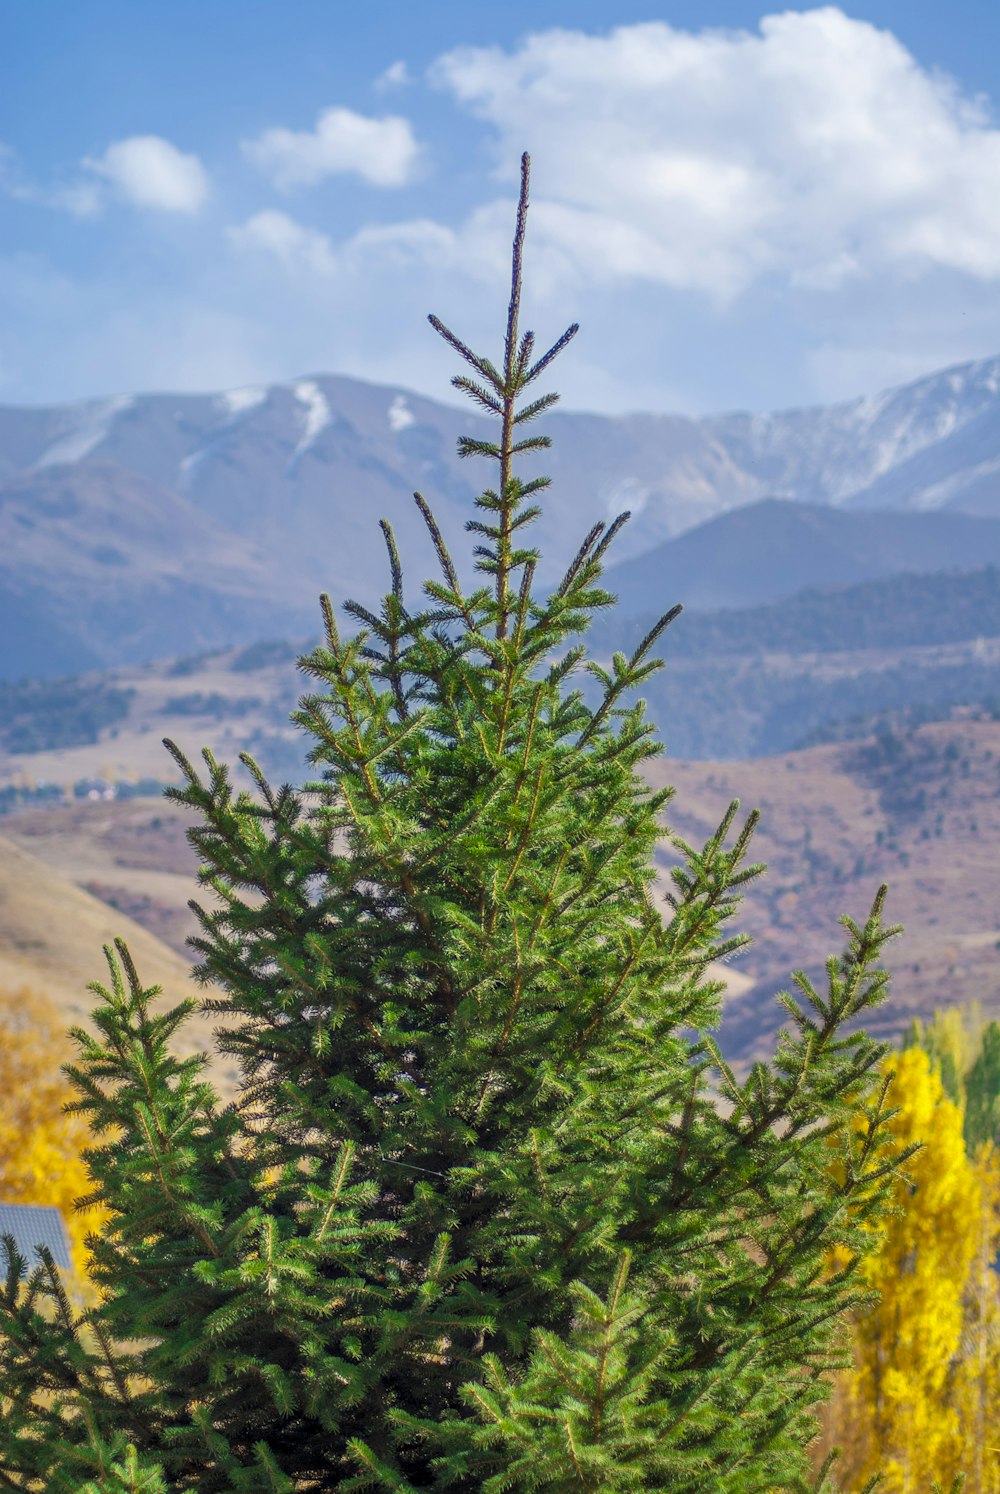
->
[965,1021,1000,1153]
[0,156,920,1492]
[903,1005,977,1109]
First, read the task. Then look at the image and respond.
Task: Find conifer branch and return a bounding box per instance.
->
[451,376,504,416]
[427,316,501,387]
[512,391,559,424]
[555,521,606,599]
[413,493,461,597]
[523,323,580,385]
[319,591,340,649]
[380,519,403,602]
[592,510,631,565]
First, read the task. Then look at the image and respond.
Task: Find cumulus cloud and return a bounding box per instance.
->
[84,135,209,213]
[15,9,1000,417]
[243,106,421,189]
[429,9,1000,297]
[210,12,1000,414]
[228,210,339,274]
[229,208,471,289]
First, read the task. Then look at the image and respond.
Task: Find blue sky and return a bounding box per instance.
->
[4,1,1000,415]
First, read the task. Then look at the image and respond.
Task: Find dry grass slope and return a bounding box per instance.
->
[0,830,237,1092]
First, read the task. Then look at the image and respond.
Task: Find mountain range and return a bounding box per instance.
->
[3,351,1000,678]
[2,565,998,782]
[602,501,1000,615]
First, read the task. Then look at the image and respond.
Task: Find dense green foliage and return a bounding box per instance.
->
[0,158,915,1492]
[965,1022,1000,1152]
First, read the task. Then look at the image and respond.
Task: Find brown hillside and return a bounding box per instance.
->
[0,830,236,1092]
[647,719,1000,1059]
[3,798,203,958]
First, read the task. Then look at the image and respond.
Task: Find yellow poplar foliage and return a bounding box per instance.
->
[0,984,102,1280]
[824,1048,983,1492]
[953,1142,1000,1494]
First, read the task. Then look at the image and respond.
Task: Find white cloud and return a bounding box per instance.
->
[141,12,1000,417]
[84,135,209,213]
[228,210,338,274]
[229,204,470,282]
[0,142,102,218]
[429,9,1000,297]
[346,216,461,269]
[53,181,104,218]
[13,9,1000,421]
[243,106,421,189]
[375,60,411,91]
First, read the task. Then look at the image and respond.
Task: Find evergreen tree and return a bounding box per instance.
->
[0,155,921,1491]
[965,1022,1000,1153]
[903,1005,982,1115]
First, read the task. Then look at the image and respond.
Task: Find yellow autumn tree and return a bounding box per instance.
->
[0,984,102,1279]
[822,1047,983,1492]
[953,1141,1000,1494]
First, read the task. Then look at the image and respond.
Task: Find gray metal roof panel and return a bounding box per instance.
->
[0,1202,73,1272]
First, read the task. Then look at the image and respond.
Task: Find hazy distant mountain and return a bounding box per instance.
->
[3,352,1000,677]
[591,559,1000,760]
[595,562,1000,661]
[601,499,1000,615]
[6,564,999,776]
[0,461,315,679]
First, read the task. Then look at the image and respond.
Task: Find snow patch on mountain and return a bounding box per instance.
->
[291,380,331,459]
[388,395,415,433]
[179,449,207,483]
[218,386,268,419]
[177,387,269,484]
[602,476,650,522]
[34,395,134,469]
[907,456,1000,510]
[8,347,1000,580]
